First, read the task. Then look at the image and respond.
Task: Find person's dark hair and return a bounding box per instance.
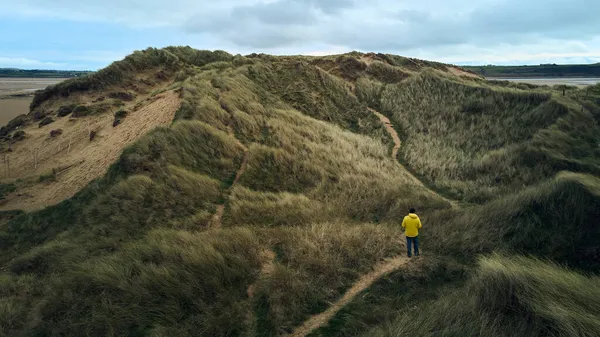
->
[409,208,416,213]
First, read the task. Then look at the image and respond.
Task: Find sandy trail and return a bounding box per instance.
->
[287,255,410,337]
[448,66,481,79]
[368,107,459,208]
[369,107,401,159]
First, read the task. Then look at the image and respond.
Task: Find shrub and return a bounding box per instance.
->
[71,105,91,117]
[33,110,48,120]
[57,104,76,117]
[38,116,54,128]
[114,109,128,119]
[39,169,57,183]
[113,109,128,127]
[0,183,16,200]
[11,131,25,142]
[6,115,27,132]
[107,91,135,101]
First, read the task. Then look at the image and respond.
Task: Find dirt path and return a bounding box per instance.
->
[368,107,459,208]
[369,107,401,159]
[287,255,410,337]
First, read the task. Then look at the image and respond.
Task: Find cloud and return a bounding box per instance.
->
[177,0,600,59]
[3,0,600,66]
[0,57,68,69]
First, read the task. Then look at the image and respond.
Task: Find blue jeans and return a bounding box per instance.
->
[406,236,419,257]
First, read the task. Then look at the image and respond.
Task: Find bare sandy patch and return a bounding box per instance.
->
[0,90,181,211]
[448,67,481,79]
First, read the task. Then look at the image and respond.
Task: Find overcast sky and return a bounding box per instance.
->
[1,0,599,70]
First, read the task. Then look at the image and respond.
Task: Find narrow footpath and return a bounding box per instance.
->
[287,256,410,337]
[367,107,459,208]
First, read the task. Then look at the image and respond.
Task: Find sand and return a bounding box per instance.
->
[0,97,32,125]
[0,90,181,211]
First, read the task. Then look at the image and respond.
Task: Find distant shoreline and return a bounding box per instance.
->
[485,77,600,87]
[0,68,92,78]
[462,63,600,79]
[0,78,68,98]
[486,76,600,79]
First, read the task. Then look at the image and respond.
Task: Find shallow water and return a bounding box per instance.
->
[0,77,66,125]
[0,77,65,96]
[487,77,600,87]
[0,97,32,125]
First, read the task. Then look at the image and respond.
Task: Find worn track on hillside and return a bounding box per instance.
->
[208,133,249,229]
[287,255,410,337]
[368,107,459,208]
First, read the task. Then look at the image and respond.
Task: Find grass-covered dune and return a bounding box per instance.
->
[1,47,599,336]
[366,254,600,337]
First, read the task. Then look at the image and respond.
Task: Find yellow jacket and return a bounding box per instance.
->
[402,213,422,237]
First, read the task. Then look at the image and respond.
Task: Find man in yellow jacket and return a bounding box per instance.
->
[402,208,422,257]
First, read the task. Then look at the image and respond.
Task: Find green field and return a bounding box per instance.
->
[1,48,599,337]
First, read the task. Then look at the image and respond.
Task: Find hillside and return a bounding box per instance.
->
[463,63,600,78]
[0,47,599,337]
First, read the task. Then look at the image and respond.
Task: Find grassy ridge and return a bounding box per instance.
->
[30,47,233,110]
[1,48,600,336]
[377,71,600,202]
[366,254,600,337]
[426,172,600,271]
